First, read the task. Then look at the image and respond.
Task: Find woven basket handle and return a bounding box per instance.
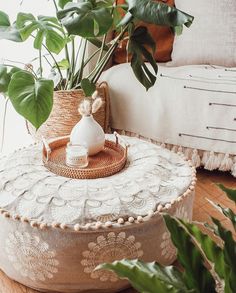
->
[114,131,129,155]
[42,137,51,162]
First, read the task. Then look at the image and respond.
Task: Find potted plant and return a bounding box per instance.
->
[0,0,193,140]
[100,184,236,293]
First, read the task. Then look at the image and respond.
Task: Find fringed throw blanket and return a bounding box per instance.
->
[102,64,236,176]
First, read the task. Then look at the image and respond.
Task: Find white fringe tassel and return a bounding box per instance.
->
[113,129,236,177]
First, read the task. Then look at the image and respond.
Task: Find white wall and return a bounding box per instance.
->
[0,0,55,153]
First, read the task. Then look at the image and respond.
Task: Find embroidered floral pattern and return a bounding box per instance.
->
[160,231,176,261]
[81,232,143,282]
[0,136,192,225]
[5,231,59,281]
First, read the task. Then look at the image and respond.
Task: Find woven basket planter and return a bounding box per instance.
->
[27,82,110,141]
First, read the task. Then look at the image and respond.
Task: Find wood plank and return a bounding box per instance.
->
[0,169,235,293]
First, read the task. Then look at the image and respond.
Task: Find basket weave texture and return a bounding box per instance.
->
[28,82,110,141]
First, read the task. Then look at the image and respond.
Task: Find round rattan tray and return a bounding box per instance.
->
[42,133,128,179]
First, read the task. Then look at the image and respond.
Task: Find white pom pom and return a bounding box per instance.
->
[92,97,103,114]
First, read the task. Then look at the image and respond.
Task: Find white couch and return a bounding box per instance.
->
[102,63,236,176]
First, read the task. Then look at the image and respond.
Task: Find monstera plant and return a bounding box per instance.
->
[100,184,236,293]
[0,0,193,131]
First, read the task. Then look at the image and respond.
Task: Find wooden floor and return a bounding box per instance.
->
[0,169,235,293]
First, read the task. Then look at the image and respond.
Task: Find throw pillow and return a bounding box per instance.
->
[170,0,236,67]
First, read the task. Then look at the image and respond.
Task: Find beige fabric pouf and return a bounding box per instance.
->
[0,135,196,293]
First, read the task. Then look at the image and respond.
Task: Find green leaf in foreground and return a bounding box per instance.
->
[164,215,216,293]
[8,71,53,129]
[129,26,158,91]
[217,184,236,205]
[212,217,236,293]
[98,259,190,293]
[179,220,225,280]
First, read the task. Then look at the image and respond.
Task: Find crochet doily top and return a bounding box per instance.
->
[0,135,193,226]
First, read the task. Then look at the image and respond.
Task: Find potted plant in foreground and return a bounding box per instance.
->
[0,0,193,141]
[100,184,236,293]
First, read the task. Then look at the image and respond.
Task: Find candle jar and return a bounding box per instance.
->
[66,143,88,168]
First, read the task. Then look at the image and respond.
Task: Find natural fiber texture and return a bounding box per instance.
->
[43,137,127,179]
[27,82,110,141]
[0,135,195,292]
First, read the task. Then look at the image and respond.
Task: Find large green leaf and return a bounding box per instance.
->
[127,0,193,30]
[207,198,236,232]
[217,184,236,204]
[0,66,22,94]
[0,66,11,93]
[212,218,236,293]
[16,13,65,54]
[99,259,190,293]
[8,71,53,129]
[128,26,158,91]
[164,215,216,293]
[0,11,22,42]
[57,1,113,37]
[179,220,225,280]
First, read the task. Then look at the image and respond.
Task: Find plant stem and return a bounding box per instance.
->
[53,0,71,84]
[68,38,76,89]
[96,34,107,66]
[0,97,9,153]
[72,46,105,88]
[41,43,64,86]
[90,24,129,84]
[52,0,59,12]
[74,39,88,89]
[39,48,43,77]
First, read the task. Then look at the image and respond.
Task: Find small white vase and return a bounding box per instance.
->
[70,115,105,156]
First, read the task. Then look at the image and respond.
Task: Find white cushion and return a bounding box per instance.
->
[170,0,236,67]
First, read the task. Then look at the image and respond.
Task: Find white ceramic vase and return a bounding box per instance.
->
[70,115,105,156]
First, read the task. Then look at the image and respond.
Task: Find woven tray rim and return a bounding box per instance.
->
[42,136,128,179]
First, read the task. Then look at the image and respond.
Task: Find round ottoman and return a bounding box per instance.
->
[0,136,196,293]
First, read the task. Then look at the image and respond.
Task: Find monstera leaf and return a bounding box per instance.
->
[126,0,193,31]
[0,66,22,94]
[128,26,158,91]
[99,260,190,293]
[0,11,22,42]
[16,13,65,54]
[8,71,53,129]
[57,0,113,37]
